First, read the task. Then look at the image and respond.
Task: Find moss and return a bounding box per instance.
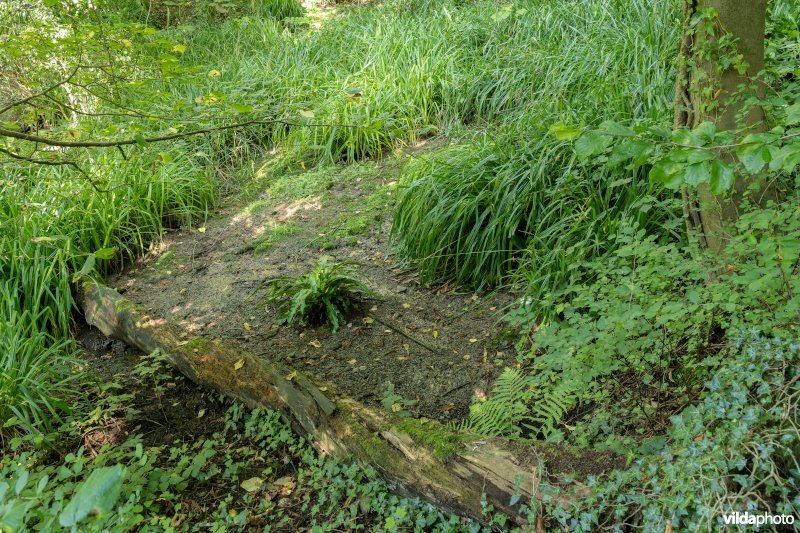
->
[394,418,469,460]
[315,182,397,248]
[180,337,211,353]
[238,222,298,255]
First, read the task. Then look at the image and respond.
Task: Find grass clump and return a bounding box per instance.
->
[263,255,378,331]
[238,221,298,254]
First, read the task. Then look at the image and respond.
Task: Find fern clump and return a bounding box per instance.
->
[263,256,378,332]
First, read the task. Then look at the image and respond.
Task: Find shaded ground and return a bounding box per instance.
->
[77,323,229,448]
[107,159,516,422]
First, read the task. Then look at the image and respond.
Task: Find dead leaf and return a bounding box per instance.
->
[198,227,206,233]
[469,338,478,343]
[363,317,374,324]
[243,322,252,330]
[402,303,411,309]
[241,477,263,493]
[433,330,439,338]
[391,403,403,412]
[286,370,297,381]
[308,340,321,348]
[234,358,245,370]
[197,408,206,418]
[348,359,357,365]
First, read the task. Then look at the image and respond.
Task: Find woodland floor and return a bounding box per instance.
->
[99,159,517,423]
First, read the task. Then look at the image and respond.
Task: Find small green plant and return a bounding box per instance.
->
[263,256,378,332]
[381,383,417,417]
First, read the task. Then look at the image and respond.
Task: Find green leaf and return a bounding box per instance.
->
[93,248,116,260]
[230,103,253,114]
[72,254,96,283]
[709,159,734,194]
[133,133,147,147]
[607,139,652,167]
[59,465,126,527]
[737,143,768,174]
[298,108,315,119]
[671,128,704,147]
[786,103,800,125]
[574,132,612,160]
[649,157,684,189]
[684,161,711,186]
[14,471,28,496]
[692,121,717,142]
[549,122,582,141]
[0,500,28,533]
[598,120,635,137]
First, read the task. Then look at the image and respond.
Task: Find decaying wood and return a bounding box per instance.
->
[80,281,592,524]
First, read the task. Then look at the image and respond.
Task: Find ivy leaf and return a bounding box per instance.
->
[684,161,711,186]
[549,122,582,141]
[709,159,734,194]
[575,132,612,160]
[59,466,126,527]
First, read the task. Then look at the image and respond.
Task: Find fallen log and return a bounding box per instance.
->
[80,281,592,524]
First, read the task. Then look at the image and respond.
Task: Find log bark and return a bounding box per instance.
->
[80,281,592,524]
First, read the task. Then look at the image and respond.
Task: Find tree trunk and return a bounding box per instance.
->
[683,0,779,252]
[79,281,601,525]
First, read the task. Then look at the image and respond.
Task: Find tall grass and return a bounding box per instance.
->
[391,0,682,293]
[0,147,215,437]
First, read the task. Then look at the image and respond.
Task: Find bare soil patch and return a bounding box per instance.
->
[107,161,516,422]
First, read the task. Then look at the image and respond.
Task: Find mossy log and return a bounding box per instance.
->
[80,282,589,524]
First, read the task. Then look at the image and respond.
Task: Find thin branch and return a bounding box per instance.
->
[0,65,81,116]
[0,146,112,193]
[0,117,359,148]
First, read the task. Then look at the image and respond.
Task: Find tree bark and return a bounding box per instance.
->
[686,0,779,252]
[79,281,599,525]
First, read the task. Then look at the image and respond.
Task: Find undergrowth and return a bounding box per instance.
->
[0,355,481,532]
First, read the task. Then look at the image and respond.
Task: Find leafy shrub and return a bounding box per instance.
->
[457,201,800,528]
[547,330,800,531]
[501,202,799,445]
[263,256,378,332]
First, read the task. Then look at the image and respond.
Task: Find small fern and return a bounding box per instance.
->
[452,368,533,437]
[454,368,577,439]
[524,382,577,440]
[262,256,378,332]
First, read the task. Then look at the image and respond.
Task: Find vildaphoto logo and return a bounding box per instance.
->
[721,511,796,527]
